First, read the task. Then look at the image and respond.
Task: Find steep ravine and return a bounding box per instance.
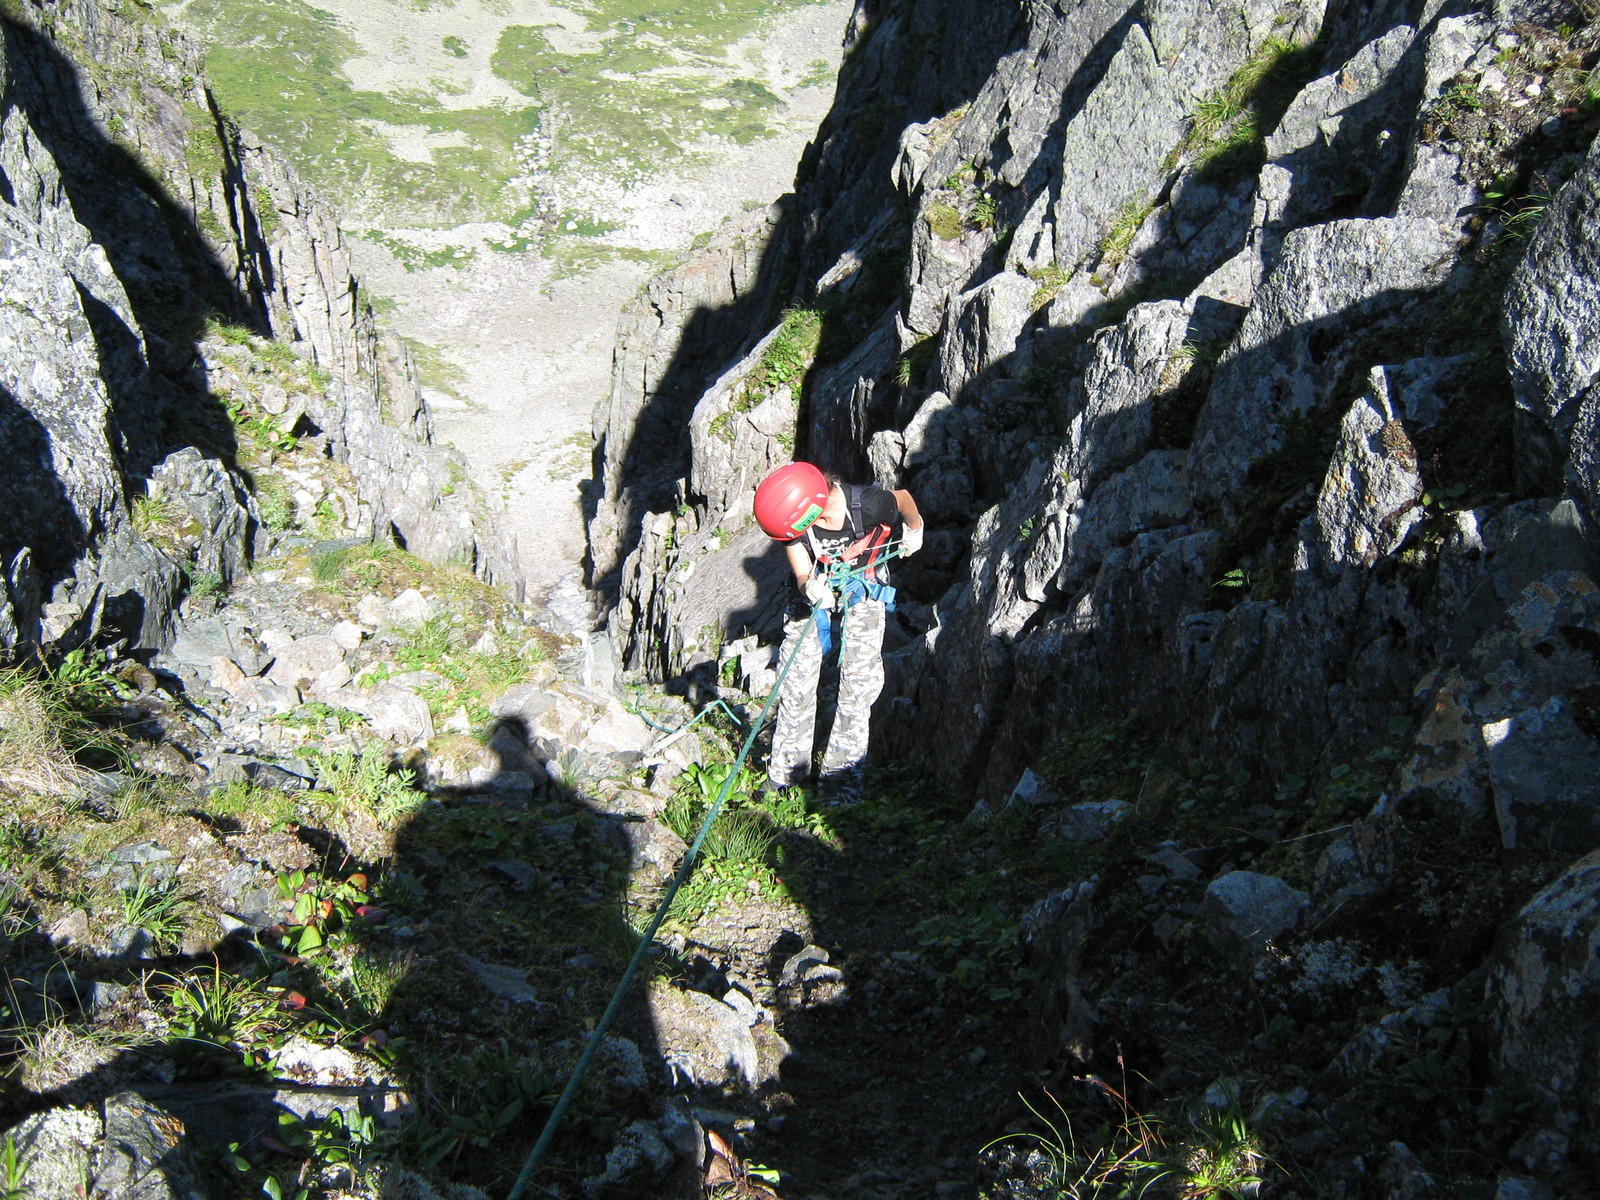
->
[4,0,1600,1197]
[591,0,1600,1193]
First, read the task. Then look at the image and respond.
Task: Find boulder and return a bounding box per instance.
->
[350,683,434,745]
[1204,871,1309,960]
[1191,217,1460,511]
[388,588,434,627]
[265,635,345,690]
[91,1092,206,1200]
[1007,768,1060,807]
[1314,370,1425,568]
[331,619,365,651]
[1396,565,1600,852]
[1487,850,1600,1170]
[2,1107,101,1199]
[1044,800,1133,842]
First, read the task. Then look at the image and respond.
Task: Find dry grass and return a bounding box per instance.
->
[0,681,95,800]
[13,1019,151,1093]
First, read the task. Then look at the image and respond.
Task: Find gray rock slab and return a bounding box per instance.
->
[2,1108,101,1199]
[1204,871,1309,960]
[1488,849,1600,1169]
[91,1092,206,1200]
[264,634,345,689]
[1045,800,1132,843]
[457,954,547,1007]
[1506,148,1600,515]
[1192,217,1459,511]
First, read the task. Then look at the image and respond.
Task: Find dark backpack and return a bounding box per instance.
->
[840,482,896,583]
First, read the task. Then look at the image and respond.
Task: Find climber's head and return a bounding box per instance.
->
[754,462,829,540]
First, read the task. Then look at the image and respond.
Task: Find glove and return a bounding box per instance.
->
[804,576,835,611]
[899,523,924,558]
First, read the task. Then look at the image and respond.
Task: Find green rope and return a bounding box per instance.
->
[504,532,914,1200]
[626,693,746,736]
[505,603,819,1200]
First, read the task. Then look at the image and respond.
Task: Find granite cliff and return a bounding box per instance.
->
[591,0,1600,1189]
[0,0,514,660]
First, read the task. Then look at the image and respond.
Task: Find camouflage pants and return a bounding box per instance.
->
[767,599,886,803]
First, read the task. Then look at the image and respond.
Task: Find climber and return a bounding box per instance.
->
[753,462,924,803]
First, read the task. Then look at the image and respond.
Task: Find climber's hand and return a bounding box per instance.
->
[899,523,924,557]
[804,576,836,611]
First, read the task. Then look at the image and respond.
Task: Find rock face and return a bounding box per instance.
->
[590,0,1600,825]
[0,0,514,655]
[590,2,1600,1189]
[1488,851,1600,1169]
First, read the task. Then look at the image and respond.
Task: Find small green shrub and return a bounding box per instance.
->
[310,744,426,826]
[120,871,190,952]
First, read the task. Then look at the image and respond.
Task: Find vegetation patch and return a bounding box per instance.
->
[1095,195,1152,274]
[1175,34,1323,182]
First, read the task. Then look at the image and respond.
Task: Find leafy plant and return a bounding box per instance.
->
[254,472,294,531]
[267,869,375,959]
[0,1135,25,1200]
[970,192,999,230]
[745,307,824,403]
[940,160,977,190]
[161,960,277,1049]
[309,744,426,825]
[1178,1108,1266,1198]
[664,765,775,862]
[416,1041,559,1167]
[1211,568,1250,589]
[913,902,1034,1004]
[262,1176,310,1200]
[120,870,189,952]
[187,568,225,599]
[275,1107,376,1166]
[398,616,458,668]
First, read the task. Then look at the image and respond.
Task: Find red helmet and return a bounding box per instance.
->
[754,463,828,541]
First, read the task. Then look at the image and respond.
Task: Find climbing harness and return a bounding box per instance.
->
[504,533,913,1200]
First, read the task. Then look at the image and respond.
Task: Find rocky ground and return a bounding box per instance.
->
[8,481,1574,1200]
